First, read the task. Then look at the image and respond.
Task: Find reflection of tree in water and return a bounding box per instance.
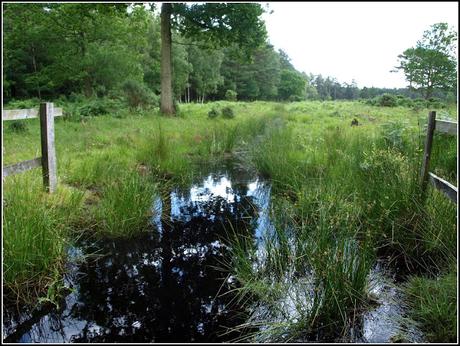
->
[69,190,257,342]
[3,164,265,343]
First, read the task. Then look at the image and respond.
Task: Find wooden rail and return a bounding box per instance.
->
[435,119,457,136]
[420,111,457,204]
[3,158,42,177]
[3,103,61,193]
[429,172,457,203]
[3,107,63,121]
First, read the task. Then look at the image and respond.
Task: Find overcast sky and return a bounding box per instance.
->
[261,1,458,88]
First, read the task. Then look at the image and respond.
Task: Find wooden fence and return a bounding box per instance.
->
[3,103,63,193]
[420,111,457,203]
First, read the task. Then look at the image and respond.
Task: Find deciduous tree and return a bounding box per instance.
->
[159,3,266,115]
[393,23,457,99]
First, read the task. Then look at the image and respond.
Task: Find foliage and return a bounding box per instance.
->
[78,98,117,117]
[3,5,456,105]
[278,69,306,100]
[122,79,158,109]
[208,108,219,118]
[187,45,224,102]
[221,106,235,118]
[378,93,398,107]
[225,89,237,101]
[394,23,457,99]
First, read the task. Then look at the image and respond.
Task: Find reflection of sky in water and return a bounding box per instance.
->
[4,168,271,343]
[4,167,427,343]
[151,173,274,243]
[357,263,425,343]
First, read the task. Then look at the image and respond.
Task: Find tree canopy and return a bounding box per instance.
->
[3,4,456,106]
[393,23,457,99]
[158,3,267,114]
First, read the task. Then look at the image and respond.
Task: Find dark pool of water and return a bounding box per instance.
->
[2,160,271,343]
[2,160,424,343]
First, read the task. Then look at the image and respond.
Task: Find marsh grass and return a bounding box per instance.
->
[3,100,457,338]
[91,171,158,238]
[225,102,456,341]
[403,268,457,343]
[3,174,84,305]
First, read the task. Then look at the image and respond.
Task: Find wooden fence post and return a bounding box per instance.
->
[420,111,436,193]
[39,102,57,193]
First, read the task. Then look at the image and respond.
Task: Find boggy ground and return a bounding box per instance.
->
[2,100,457,342]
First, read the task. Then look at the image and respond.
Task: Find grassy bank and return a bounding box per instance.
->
[2,100,457,341]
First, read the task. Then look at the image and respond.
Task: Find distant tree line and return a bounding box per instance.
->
[3,4,456,105]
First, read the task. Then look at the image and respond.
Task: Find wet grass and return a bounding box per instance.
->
[91,171,158,238]
[3,173,84,305]
[404,268,457,343]
[2,101,273,306]
[2,100,457,340]
[224,101,457,341]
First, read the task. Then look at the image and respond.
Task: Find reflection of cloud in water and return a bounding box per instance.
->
[190,176,235,203]
[4,165,272,343]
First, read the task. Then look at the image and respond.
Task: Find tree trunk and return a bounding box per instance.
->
[31,47,41,99]
[83,77,92,98]
[160,3,175,115]
[425,86,433,99]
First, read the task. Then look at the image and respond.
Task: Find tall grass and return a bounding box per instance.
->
[3,100,456,338]
[91,171,158,238]
[3,174,84,305]
[226,106,457,341]
[404,268,457,343]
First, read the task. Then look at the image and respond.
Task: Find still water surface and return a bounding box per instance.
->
[3,161,270,343]
[2,160,423,343]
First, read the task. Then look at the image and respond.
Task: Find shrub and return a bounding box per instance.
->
[67,93,86,103]
[378,93,398,107]
[427,97,444,109]
[4,98,41,110]
[78,98,115,117]
[364,98,377,106]
[8,120,28,133]
[396,95,414,107]
[122,79,158,109]
[221,106,235,119]
[288,95,303,102]
[413,98,428,109]
[208,108,219,118]
[225,89,237,101]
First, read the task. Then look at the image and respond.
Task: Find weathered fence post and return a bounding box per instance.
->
[39,102,57,193]
[420,111,436,193]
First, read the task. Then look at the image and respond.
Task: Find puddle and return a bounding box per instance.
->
[2,159,425,343]
[2,160,271,343]
[352,261,425,343]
